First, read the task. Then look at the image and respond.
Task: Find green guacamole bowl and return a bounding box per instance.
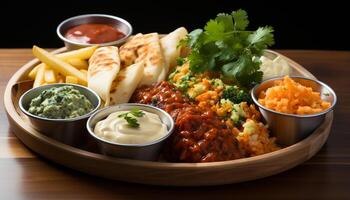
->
[19,83,101,147]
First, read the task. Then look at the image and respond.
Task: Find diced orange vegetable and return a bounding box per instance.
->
[258,76,331,115]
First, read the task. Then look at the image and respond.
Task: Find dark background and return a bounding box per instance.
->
[2,0,349,50]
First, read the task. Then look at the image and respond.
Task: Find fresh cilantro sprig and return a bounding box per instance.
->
[179,9,274,88]
[118,108,145,128]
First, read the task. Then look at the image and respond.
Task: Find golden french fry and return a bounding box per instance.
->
[33,64,46,88]
[80,69,88,76]
[30,46,96,75]
[78,81,87,86]
[57,74,64,83]
[44,68,56,83]
[79,70,88,86]
[32,46,87,85]
[56,46,98,60]
[66,76,78,84]
[28,64,41,79]
[66,58,88,69]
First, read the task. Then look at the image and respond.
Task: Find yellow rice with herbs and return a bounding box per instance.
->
[169,63,280,156]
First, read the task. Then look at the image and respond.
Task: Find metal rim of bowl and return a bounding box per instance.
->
[251,75,337,118]
[86,103,175,147]
[56,14,133,46]
[19,83,102,122]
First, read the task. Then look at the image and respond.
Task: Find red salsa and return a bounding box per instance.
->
[65,23,125,44]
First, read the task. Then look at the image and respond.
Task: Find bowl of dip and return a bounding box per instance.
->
[19,84,101,146]
[57,14,132,50]
[87,103,175,161]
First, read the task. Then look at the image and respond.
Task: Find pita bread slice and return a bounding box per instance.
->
[109,62,144,105]
[119,33,165,86]
[160,27,188,73]
[119,33,143,68]
[157,65,167,82]
[88,46,120,106]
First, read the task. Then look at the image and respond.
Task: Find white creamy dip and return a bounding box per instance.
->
[94,110,167,144]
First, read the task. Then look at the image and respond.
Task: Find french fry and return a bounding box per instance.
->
[79,69,88,86]
[29,46,96,79]
[32,46,87,85]
[78,81,87,86]
[80,69,88,76]
[66,76,78,84]
[28,64,41,79]
[33,64,46,88]
[29,46,96,81]
[56,46,98,60]
[44,68,56,83]
[57,74,64,83]
[66,58,88,69]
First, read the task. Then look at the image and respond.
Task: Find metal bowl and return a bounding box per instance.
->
[251,76,337,146]
[57,14,133,50]
[86,103,175,161]
[19,83,101,146]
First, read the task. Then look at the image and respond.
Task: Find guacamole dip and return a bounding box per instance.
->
[28,86,94,119]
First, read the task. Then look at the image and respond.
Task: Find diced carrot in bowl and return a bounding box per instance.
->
[258,76,331,115]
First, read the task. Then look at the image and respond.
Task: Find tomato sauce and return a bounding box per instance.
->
[131,81,242,162]
[65,23,125,44]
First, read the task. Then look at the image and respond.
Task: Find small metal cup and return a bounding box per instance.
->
[19,84,101,146]
[57,14,133,50]
[87,103,175,161]
[251,76,337,146]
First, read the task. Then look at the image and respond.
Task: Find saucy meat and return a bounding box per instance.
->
[131,81,242,162]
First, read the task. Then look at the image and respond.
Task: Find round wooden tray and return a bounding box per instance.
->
[4,48,333,186]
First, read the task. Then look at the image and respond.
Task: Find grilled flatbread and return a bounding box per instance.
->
[160,27,188,76]
[119,33,165,86]
[88,46,120,106]
[109,62,144,105]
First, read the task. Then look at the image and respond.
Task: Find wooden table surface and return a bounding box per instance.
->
[1,49,349,200]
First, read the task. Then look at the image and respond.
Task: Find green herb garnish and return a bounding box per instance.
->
[118,108,145,128]
[176,57,186,66]
[179,9,274,89]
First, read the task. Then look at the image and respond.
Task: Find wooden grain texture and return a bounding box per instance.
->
[1,49,350,199]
